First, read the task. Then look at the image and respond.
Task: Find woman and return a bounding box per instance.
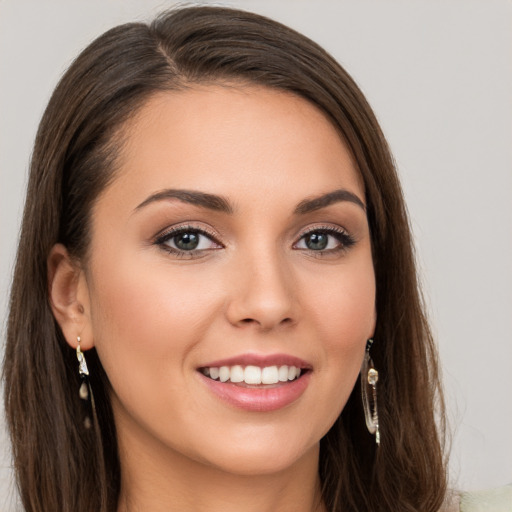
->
[3,6,448,512]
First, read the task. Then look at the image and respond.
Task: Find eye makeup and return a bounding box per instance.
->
[154,223,223,259]
[293,224,356,257]
[152,220,357,261]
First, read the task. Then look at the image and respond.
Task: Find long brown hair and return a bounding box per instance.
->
[4,6,447,511]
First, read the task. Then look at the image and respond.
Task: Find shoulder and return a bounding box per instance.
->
[439,485,512,512]
[459,484,512,512]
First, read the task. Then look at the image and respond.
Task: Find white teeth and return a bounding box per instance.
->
[230,365,244,383]
[244,365,262,384]
[278,365,289,382]
[261,366,279,384]
[202,364,304,384]
[288,366,298,381]
[219,366,230,382]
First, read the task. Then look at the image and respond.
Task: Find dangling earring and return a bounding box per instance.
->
[76,336,93,429]
[361,338,380,445]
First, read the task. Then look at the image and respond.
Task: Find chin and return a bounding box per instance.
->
[197,440,319,477]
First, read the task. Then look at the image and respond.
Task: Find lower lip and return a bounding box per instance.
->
[199,372,311,412]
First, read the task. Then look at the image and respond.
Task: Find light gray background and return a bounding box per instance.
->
[1,0,511,509]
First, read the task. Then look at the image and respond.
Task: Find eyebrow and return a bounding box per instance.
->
[134,187,365,215]
[135,189,233,214]
[294,189,366,214]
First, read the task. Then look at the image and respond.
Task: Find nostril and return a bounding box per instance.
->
[239,317,293,327]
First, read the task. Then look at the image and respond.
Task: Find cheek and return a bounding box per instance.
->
[300,257,375,421]
[85,250,223,393]
[90,247,215,333]
[305,255,376,346]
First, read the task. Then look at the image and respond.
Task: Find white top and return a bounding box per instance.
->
[460,485,512,512]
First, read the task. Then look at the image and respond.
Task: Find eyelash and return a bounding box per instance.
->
[294,225,356,257]
[154,224,222,259]
[154,224,356,259]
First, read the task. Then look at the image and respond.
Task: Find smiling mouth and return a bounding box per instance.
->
[199,365,305,386]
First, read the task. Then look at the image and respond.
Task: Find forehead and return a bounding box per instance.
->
[98,84,363,212]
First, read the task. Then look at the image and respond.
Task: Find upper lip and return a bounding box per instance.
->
[199,353,312,370]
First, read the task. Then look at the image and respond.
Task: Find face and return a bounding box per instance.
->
[82,85,376,476]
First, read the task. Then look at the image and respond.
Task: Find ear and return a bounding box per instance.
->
[48,243,94,350]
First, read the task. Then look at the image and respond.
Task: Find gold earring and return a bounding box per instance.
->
[361,339,380,445]
[76,336,92,429]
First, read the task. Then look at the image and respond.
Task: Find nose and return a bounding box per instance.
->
[224,247,297,331]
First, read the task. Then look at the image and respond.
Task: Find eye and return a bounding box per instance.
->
[294,227,355,253]
[155,225,222,256]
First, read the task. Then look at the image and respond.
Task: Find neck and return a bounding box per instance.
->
[116,418,325,512]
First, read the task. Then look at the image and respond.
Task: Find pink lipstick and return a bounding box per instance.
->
[197,353,312,412]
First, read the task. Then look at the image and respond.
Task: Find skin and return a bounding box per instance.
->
[49,85,376,512]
